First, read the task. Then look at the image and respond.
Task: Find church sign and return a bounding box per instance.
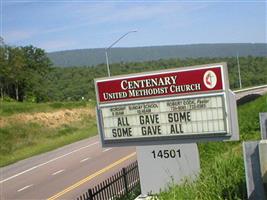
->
[95,63,238,147]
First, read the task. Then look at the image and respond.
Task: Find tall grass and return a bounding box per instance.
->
[238,94,267,140]
[158,151,245,200]
[0,101,91,116]
[156,94,267,200]
[0,115,97,167]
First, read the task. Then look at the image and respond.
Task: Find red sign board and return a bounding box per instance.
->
[96,66,224,103]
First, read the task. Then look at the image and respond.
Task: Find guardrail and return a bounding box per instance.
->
[77,161,140,200]
[233,84,267,105]
[234,84,267,93]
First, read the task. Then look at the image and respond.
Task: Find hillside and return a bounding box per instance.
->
[45,56,267,101]
[47,43,267,67]
[156,94,267,200]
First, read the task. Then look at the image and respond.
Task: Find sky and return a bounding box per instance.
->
[1,0,266,52]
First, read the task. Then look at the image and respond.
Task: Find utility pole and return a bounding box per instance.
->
[237,52,242,89]
[105,30,137,77]
[0,36,4,46]
[0,36,4,101]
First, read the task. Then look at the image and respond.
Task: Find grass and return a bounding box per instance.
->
[0,109,97,167]
[155,94,267,200]
[1,95,266,199]
[0,101,92,116]
[117,184,141,200]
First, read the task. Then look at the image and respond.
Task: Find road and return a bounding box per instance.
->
[0,136,136,200]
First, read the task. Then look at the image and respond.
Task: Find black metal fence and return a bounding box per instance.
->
[77,161,140,200]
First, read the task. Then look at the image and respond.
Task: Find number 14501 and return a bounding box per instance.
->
[151,149,181,159]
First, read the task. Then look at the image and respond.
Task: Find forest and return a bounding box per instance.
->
[48,43,267,67]
[46,56,267,101]
[0,41,52,102]
[1,42,267,102]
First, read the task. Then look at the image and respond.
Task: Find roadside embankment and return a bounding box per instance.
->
[0,102,97,167]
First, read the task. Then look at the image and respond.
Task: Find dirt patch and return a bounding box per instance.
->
[0,108,95,128]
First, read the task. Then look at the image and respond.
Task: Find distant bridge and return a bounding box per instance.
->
[233,85,267,105]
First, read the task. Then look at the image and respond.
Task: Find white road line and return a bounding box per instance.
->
[52,169,64,176]
[80,157,90,163]
[0,141,99,184]
[17,184,33,192]
[103,148,112,153]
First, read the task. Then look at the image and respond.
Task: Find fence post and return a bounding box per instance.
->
[122,167,129,194]
[88,189,93,200]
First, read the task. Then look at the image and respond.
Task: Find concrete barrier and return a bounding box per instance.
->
[243,141,266,200]
[260,113,267,139]
[259,140,267,196]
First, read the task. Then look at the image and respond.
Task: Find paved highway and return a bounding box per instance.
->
[0,136,136,200]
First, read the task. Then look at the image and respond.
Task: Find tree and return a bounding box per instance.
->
[22,45,52,102]
[0,37,7,100]
[0,44,52,102]
[7,46,26,101]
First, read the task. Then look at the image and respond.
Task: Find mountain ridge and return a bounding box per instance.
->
[47,43,267,67]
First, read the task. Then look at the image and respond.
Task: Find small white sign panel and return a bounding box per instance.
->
[137,144,200,195]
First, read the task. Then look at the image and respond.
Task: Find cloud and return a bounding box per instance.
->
[5,3,208,40]
[37,39,78,52]
[4,30,37,43]
[72,3,185,24]
[3,2,209,50]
